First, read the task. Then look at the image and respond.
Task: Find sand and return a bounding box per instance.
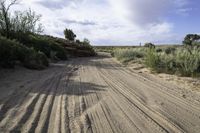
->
[0,53,200,133]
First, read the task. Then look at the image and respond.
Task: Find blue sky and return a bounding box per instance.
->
[11,0,200,45]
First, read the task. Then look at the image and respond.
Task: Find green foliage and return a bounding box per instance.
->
[113,48,145,63]
[144,43,155,48]
[144,48,160,70]
[64,28,76,41]
[42,35,96,57]
[145,47,200,77]
[183,34,200,46]
[0,36,49,69]
[0,37,17,68]
[11,9,43,34]
[23,49,49,69]
[49,42,68,60]
[157,53,176,73]
[20,34,68,60]
[164,47,176,54]
[175,48,200,76]
[78,38,92,49]
[156,48,162,53]
[0,1,43,38]
[23,35,51,56]
[0,0,96,71]
[0,0,14,38]
[112,45,200,77]
[75,39,81,44]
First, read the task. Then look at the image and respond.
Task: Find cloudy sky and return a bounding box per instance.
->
[11,0,200,45]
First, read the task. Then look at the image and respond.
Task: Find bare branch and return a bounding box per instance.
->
[6,0,19,13]
[0,1,6,11]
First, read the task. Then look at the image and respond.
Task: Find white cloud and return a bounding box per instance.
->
[10,0,190,45]
[108,0,190,25]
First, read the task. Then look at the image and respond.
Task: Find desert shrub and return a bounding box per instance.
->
[144,43,155,48]
[175,48,200,76]
[145,49,177,73]
[156,48,163,53]
[75,38,96,56]
[164,47,176,54]
[113,48,145,63]
[21,35,51,56]
[158,53,176,73]
[144,46,200,76]
[111,51,114,57]
[23,49,49,69]
[20,35,68,60]
[192,41,200,48]
[41,35,96,57]
[144,48,160,70]
[0,37,17,68]
[49,43,68,60]
[0,36,49,69]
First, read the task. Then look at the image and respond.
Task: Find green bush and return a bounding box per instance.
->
[144,48,160,70]
[175,48,200,76]
[144,43,155,48]
[144,47,200,76]
[0,36,49,69]
[113,48,145,63]
[158,53,176,73]
[39,35,96,57]
[24,35,52,57]
[49,43,68,60]
[156,48,162,53]
[23,49,49,69]
[164,47,176,54]
[145,48,177,73]
[0,37,17,68]
[20,35,68,60]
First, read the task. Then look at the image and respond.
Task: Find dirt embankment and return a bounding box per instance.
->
[0,54,200,133]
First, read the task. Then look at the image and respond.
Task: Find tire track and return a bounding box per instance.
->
[1,55,200,133]
[26,72,62,133]
[100,58,200,132]
[0,72,62,132]
[98,63,183,133]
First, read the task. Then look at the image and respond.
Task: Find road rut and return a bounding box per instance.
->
[0,54,200,133]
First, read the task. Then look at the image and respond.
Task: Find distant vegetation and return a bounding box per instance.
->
[64,28,77,41]
[144,43,155,48]
[0,0,96,69]
[96,35,200,77]
[113,48,145,63]
[145,46,200,77]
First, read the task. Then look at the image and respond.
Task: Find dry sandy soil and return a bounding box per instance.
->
[0,53,200,133]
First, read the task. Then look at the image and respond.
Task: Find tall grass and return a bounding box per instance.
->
[113,46,200,77]
[144,48,160,69]
[145,47,200,76]
[113,48,145,63]
[175,48,200,76]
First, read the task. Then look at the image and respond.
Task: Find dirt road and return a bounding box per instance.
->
[0,54,200,133]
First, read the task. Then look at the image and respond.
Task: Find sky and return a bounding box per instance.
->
[10,0,200,45]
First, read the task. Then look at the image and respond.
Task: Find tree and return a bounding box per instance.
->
[64,28,76,41]
[0,0,18,37]
[0,0,43,40]
[11,9,43,34]
[183,34,200,46]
